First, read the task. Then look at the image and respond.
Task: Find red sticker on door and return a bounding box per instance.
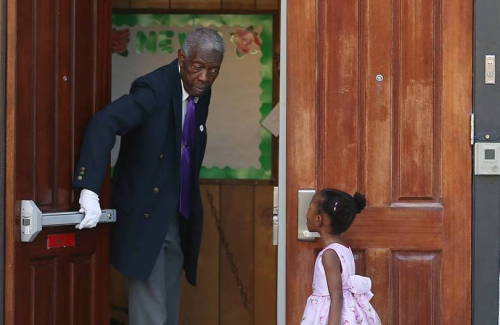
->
[47,233,76,249]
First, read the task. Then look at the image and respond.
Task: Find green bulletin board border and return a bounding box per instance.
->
[112,13,274,180]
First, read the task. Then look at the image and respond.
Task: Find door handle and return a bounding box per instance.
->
[20,200,117,242]
[297,189,320,241]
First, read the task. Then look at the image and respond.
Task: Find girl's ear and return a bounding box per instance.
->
[313,213,323,227]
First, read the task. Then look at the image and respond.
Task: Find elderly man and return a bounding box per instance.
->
[72,28,224,325]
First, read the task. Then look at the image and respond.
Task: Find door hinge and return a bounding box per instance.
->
[471,113,475,145]
[273,186,279,246]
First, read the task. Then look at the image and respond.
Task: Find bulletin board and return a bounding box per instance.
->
[111,13,274,180]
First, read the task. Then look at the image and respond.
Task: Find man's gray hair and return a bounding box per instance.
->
[182,27,225,58]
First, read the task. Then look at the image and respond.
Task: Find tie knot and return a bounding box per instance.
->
[188,96,196,104]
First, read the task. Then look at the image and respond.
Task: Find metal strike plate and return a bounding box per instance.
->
[485,55,495,84]
[21,200,116,242]
[297,189,320,241]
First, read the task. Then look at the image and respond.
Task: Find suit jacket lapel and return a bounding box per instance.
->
[172,69,183,161]
[195,99,204,133]
[196,94,209,137]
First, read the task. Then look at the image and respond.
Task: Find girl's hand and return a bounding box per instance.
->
[322,249,343,325]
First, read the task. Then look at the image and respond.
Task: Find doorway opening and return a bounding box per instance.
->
[108,3,281,325]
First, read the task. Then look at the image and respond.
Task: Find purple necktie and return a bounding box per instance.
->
[179,96,196,219]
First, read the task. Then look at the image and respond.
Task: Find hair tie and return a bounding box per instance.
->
[332,201,339,212]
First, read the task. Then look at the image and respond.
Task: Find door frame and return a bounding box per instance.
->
[0,0,6,323]
[472,0,500,324]
[277,0,287,324]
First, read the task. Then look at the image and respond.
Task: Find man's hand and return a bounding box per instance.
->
[76,189,102,229]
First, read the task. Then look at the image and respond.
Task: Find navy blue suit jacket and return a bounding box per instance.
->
[73,59,209,285]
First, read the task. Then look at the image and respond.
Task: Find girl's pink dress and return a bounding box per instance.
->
[300,243,381,325]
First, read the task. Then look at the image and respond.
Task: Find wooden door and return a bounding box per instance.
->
[286,0,472,324]
[5,0,112,324]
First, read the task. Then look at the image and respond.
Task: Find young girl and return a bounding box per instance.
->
[301,188,381,325]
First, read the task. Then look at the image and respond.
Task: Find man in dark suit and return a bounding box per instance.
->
[72,28,224,325]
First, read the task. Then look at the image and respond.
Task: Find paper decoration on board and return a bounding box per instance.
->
[261,103,280,137]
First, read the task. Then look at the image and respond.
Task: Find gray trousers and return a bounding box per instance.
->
[127,217,184,325]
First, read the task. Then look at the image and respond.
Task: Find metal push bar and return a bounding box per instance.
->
[20,200,116,242]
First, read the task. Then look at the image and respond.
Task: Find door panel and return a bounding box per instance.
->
[287,0,472,324]
[5,0,112,324]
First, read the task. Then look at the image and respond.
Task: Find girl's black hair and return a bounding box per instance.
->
[317,188,366,234]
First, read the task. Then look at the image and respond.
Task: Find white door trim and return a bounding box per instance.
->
[277,0,287,324]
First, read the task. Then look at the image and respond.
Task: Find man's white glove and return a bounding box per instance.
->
[76,189,102,229]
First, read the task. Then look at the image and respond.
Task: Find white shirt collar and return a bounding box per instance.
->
[179,64,199,103]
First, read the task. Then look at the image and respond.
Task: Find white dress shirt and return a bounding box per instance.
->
[179,66,199,129]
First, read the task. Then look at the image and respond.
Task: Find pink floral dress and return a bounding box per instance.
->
[300,243,382,325]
